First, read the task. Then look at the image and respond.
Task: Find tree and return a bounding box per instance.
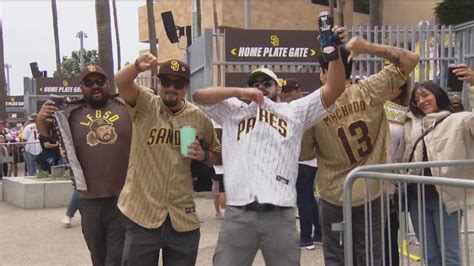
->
[51,0,62,76]
[0,19,6,121]
[54,49,99,78]
[369,0,383,26]
[95,0,115,91]
[111,0,121,71]
[146,0,158,92]
[336,0,344,25]
[435,0,474,26]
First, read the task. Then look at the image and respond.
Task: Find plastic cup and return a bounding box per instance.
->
[180,126,196,156]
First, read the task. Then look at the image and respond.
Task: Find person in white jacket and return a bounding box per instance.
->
[397,64,474,266]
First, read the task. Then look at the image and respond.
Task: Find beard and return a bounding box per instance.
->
[84,95,108,108]
[163,99,178,107]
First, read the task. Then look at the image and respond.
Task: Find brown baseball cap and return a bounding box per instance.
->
[158,60,190,82]
[89,118,112,131]
[281,78,300,91]
[80,64,108,81]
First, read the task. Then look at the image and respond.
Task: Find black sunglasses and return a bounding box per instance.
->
[160,76,187,90]
[252,79,276,89]
[82,78,106,87]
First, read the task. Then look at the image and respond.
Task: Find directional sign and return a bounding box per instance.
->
[225,29,320,63]
[35,77,82,95]
[5,95,24,107]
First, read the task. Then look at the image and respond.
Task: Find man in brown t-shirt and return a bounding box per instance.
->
[37,64,132,266]
[115,55,221,265]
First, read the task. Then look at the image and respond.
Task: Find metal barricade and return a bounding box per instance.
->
[0,142,36,177]
[342,160,474,266]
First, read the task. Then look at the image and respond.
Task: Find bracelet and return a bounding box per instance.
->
[199,150,209,163]
[134,59,142,73]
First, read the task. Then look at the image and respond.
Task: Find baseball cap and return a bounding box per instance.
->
[89,118,112,131]
[281,78,300,92]
[247,67,280,87]
[158,60,190,82]
[80,64,108,81]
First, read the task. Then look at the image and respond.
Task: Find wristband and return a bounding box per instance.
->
[199,150,209,163]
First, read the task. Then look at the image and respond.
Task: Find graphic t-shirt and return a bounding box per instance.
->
[69,98,132,199]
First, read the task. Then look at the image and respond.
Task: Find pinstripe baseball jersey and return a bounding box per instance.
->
[118,86,221,231]
[202,88,332,207]
[306,64,406,206]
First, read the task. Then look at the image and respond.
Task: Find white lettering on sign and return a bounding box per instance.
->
[6,101,24,107]
[42,86,81,93]
[234,46,312,59]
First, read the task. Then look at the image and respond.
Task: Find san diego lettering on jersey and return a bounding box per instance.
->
[237,108,288,141]
[147,128,181,146]
[323,100,366,125]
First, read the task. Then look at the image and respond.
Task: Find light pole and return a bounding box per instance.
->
[4,63,11,95]
[76,31,88,68]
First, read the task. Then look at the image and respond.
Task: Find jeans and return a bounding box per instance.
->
[122,215,200,266]
[295,164,321,243]
[23,151,37,176]
[408,195,461,266]
[66,190,80,218]
[78,196,126,266]
[213,206,299,266]
[320,198,382,266]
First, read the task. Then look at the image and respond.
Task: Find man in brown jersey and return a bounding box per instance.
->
[301,38,419,265]
[37,64,132,266]
[114,54,221,265]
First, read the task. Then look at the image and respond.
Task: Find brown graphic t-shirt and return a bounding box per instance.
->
[69,98,132,199]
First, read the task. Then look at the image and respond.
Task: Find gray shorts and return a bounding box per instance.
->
[213,205,300,266]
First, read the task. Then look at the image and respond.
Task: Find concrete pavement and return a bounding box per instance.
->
[0,196,324,266]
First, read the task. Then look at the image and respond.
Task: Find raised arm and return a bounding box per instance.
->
[347,37,420,78]
[193,87,265,106]
[320,47,346,107]
[36,100,56,136]
[114,53,158,106]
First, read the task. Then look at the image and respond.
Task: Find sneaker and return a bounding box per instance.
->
[300,241,315,250]
[312,235,322,245]
[62,215,72,228]
[216,212,223,220]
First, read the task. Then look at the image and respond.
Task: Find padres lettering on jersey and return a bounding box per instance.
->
[118,86,220,231]
[201,88,330,207]
[237,108,288,140]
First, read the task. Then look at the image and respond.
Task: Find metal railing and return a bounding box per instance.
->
[342,160,474,266]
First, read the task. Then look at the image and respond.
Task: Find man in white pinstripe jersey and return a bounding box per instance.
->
[193,29,347,266]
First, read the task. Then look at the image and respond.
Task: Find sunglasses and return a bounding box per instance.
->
[82,78,107,87]
[160,76,187,90]
[252,79,275,89]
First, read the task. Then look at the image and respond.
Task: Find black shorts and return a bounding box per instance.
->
[212,174,225,193]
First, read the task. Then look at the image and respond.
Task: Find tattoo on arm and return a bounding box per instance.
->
[373,47,407,66]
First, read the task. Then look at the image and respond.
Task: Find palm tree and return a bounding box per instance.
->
[111,0,121,71]
[369,0,383,26]
[0,19,7,121]
[329,0,335,17]
[95,0,115,91]
[146,0,158,92]
[336,0,344,25]
[51,0,61,76]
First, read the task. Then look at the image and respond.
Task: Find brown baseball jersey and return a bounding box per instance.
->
[302,64,406,206]
[118,86,221,231]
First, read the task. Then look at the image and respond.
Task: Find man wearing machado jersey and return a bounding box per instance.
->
[301,37,419,265]
[114,54,221,266]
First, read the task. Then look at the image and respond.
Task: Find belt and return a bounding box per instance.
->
[229,201,292,212]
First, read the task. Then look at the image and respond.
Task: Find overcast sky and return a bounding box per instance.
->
[2,0,147,96]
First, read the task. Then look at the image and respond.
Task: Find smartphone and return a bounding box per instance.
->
[447,65,464,92]
[50,94,64,107]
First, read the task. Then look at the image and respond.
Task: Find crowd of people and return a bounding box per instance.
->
[22,25,474,266]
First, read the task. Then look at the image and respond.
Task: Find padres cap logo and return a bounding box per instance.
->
[170,60,180,71]
[87,65,97,72]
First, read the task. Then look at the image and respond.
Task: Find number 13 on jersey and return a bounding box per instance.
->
[337,120,374,164]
